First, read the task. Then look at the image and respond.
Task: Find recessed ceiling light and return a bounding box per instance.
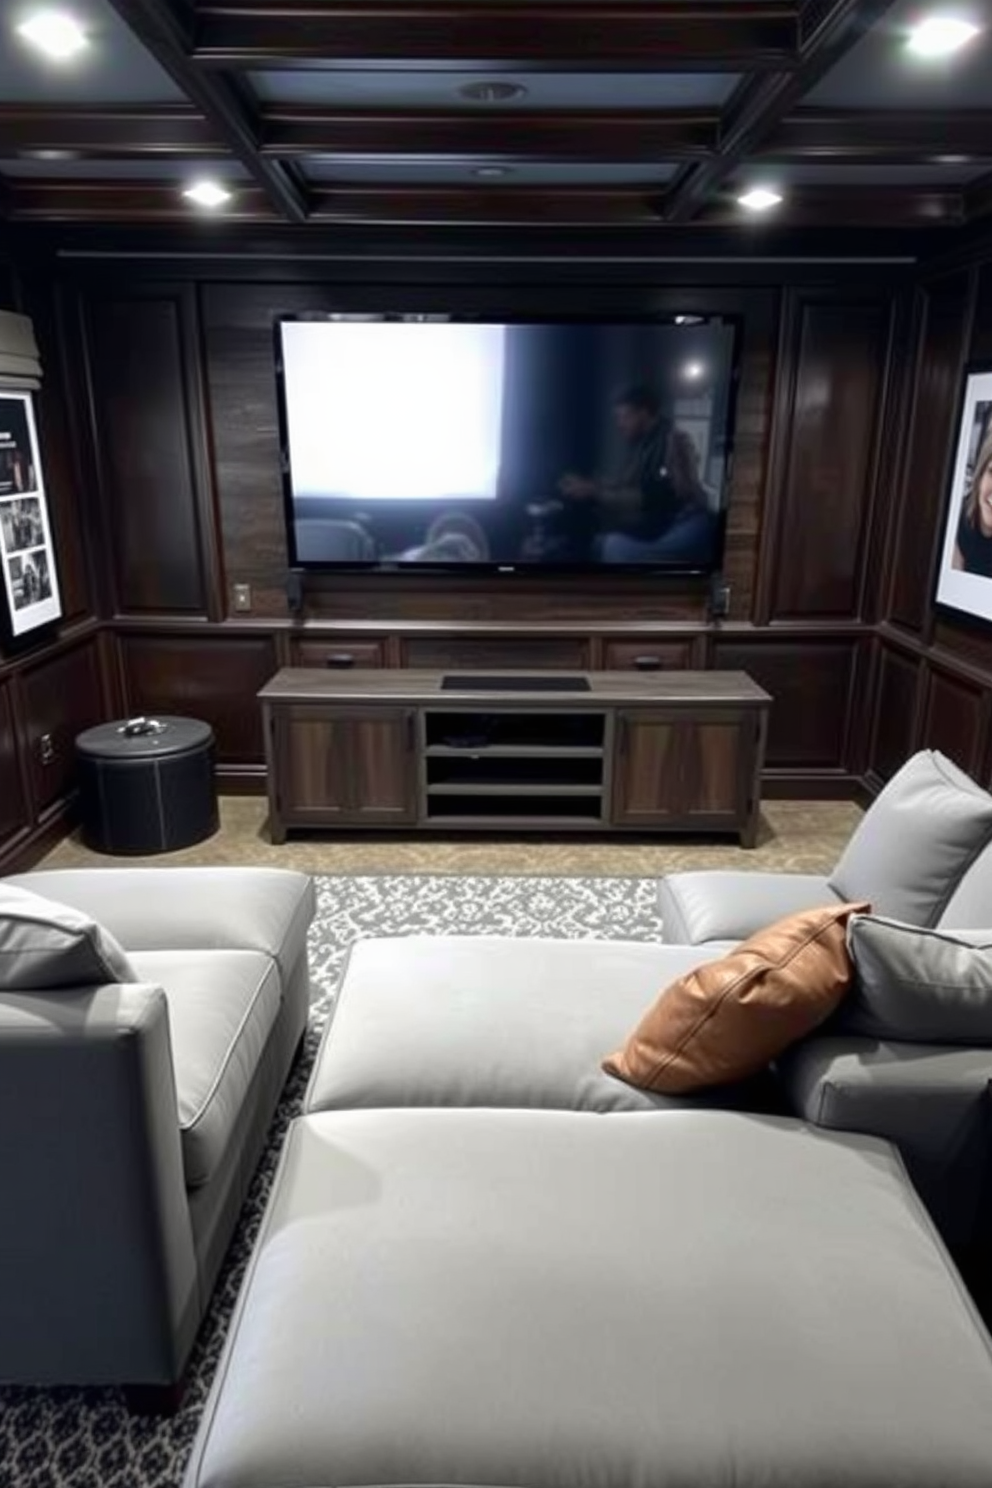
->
[459,81,527,103]
[738,186,783,213]
[906,15,980,57]
[182,179,231,209]
[682,361,705,381]
[16,9,88,61]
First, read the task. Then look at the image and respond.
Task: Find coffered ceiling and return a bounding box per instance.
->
[0,0,989,234]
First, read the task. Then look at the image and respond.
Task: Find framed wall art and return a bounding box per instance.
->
[0,389,62,640]
[934,364,992,626]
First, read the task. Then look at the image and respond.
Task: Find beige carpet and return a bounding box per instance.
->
[40,795,862,876]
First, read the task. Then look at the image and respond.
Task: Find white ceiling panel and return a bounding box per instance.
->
[0,0,184,103]
[248,71,739,110]
[301,159,677,185]
[807,0,990,109]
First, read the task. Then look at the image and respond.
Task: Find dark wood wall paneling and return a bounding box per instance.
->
[56,257,930,805]
[757,292,893,623]
[80,286,223,619]
[0,265,111,873]
[0,633,108,871]
[115,630,278,781]
[867,248,992,791]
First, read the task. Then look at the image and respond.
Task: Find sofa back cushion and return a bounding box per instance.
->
[828,751,992,927]
[603,901,867,1095]
[840,914,992,1045]
[0,883,137,990]
[938,838,992,929]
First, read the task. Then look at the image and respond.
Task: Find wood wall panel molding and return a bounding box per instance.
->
[868,642,920,782]
[19,637,105,815]
[81,287,214,617]
[887,270,975,635]
[0,680,31,850]
[117,631,278,762]
[765,294,891,621]
[709,635,858,769]
[918,663,989,778]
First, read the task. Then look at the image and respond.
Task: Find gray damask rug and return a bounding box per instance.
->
[0,874,663,1488]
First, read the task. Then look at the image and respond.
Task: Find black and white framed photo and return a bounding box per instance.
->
[0,389,62,639]
[934,365,992,626]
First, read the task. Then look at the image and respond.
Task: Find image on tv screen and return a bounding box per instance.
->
[277,317,738,570]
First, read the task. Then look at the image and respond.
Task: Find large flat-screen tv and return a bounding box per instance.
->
[275,315,740,573]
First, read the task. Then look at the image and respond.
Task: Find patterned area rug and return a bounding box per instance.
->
[0,874,664,1488]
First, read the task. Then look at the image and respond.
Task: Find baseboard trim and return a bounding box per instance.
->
[0,800,79,876]
[761,770,864,801]
[216,765,267,796]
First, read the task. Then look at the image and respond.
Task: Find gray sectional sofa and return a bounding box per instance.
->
[0,865,314,1399]
[182,749,992,1488]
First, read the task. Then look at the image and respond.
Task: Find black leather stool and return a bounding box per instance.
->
[76,715,218,855]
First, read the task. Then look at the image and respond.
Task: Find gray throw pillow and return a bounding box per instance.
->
[0,883,137,990]
[828,750,992,927]
[841,913,992,1044]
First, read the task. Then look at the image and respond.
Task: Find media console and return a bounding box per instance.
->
[259,668,771,845]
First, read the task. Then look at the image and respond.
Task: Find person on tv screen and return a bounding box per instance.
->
[953,432,992,578]
[557,384,716,563]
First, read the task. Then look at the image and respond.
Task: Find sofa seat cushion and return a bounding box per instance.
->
[6,869,315,989]
[185,1109,992,1488]
[306,936,743,1116]
[130,949,282,1189]
[657,870,838,945]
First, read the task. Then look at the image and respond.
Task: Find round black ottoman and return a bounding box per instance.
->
[76,716,219,855]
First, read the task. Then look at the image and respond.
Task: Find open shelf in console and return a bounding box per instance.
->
[422,708,607,824]
[424,710,605,753]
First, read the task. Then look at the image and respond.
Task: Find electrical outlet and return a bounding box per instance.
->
[233,583,252,613]
[39,732,56,765]
[709,581,731,619]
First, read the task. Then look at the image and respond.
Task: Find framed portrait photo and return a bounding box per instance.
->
[934,365,992,626]
[0,389,62,640]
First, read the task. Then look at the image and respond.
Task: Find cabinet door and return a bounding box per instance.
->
[273,707,416,826]
[344,710,417,824]
[272,711,355,825]
[612,711,744,827]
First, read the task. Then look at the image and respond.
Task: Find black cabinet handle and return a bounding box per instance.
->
[325,653,356,668]
[633,655,663,671]
[617,716,628,756]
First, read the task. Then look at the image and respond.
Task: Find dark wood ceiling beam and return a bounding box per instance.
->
[0,104,221,158]
[6,177,958,228]
[6,180,276,221]
[191,1,801,71]
[104,0,308,220]
[665,0,901,222]
[763,109,992,163]
[701,183,965,227]
[259,108,720,162]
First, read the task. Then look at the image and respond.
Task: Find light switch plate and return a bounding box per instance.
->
[233,583,252,612]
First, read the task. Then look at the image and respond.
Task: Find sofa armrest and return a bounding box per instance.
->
[0,983,199,1386]
[658,871,838,945]
[778,1035,992,1253]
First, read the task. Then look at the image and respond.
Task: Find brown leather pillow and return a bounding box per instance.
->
[603,901,869,1095]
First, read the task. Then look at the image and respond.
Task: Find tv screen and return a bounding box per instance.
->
[275,316,739,572]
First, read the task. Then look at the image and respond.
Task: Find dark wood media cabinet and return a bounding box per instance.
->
[260,668,771,845]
